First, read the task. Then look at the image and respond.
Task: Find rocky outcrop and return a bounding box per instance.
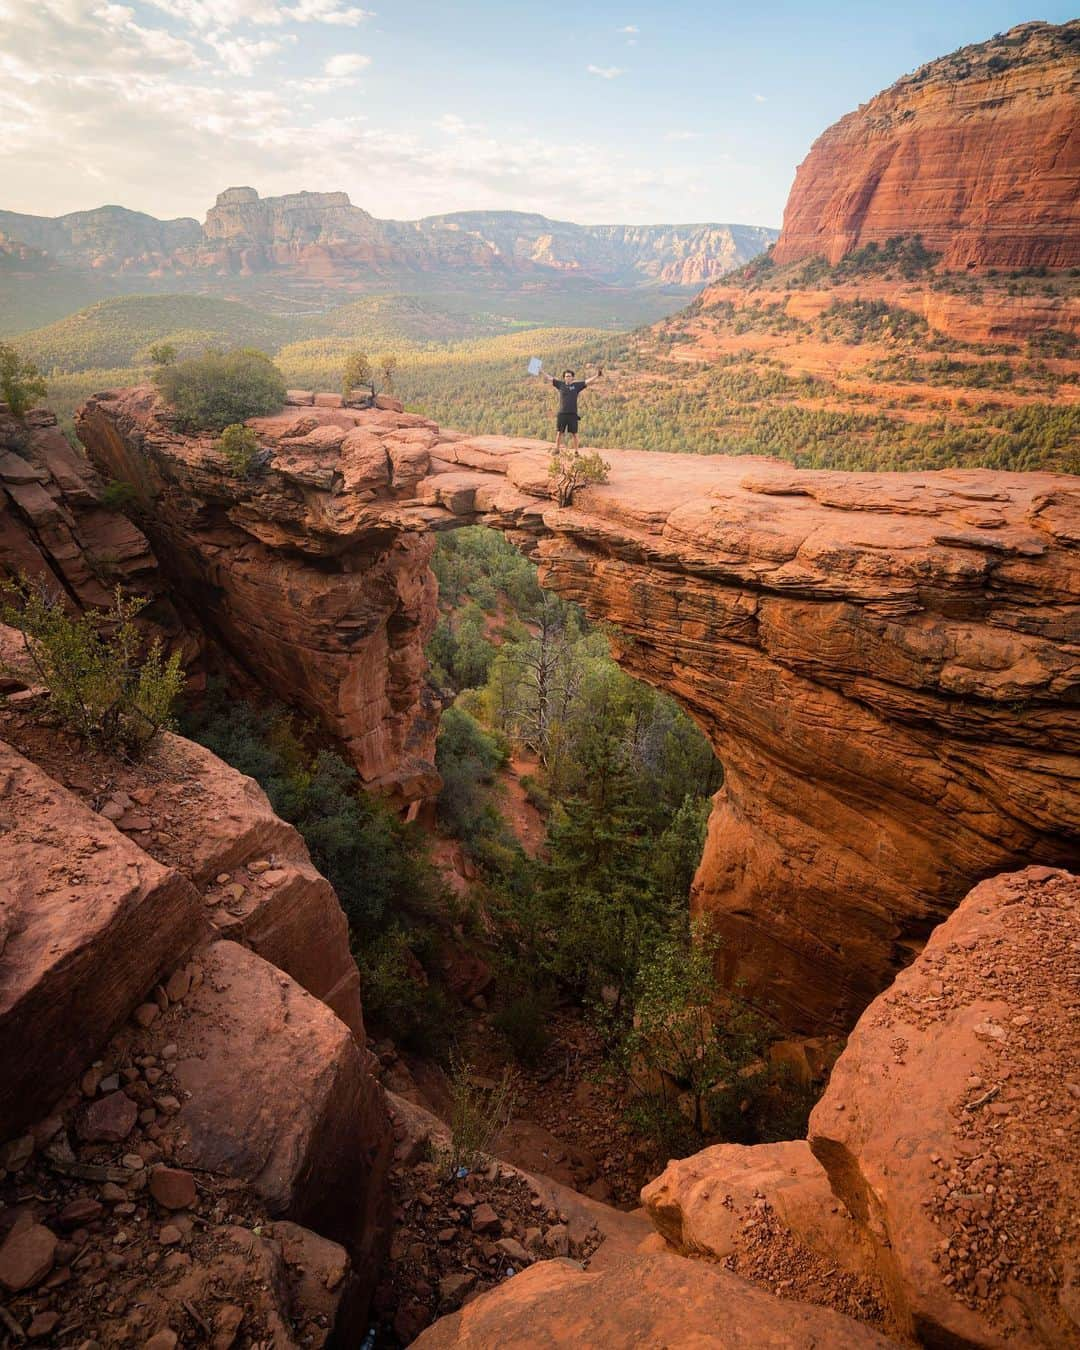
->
[3,189,777,286]
[0,741,204,1140]
[76,388,442,803]
[619,869,1080,1348]
[411,1249,899,1348]
[75,392,1080,1032]
[0,706,392,1337]
[809,866,1079,1346]
[0,406,191,657]
[773,21,1080,271]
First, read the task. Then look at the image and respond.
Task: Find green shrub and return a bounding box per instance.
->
[0,343,47,418]
[493,990,554,1065]
[183,692,443,939]
[147,341,177,366]
[98,480,139,511]
[1,577,184,755]
[443,1056,517,1176]
[357,927,457,1056]
[217,423,260,477]
[153,347,286,431]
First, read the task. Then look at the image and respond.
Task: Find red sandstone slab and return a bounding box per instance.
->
[0,741,205,1138]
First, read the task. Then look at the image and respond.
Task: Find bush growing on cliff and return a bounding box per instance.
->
[152,347,286,431]
[0,343,48,419]
[216,423,260,477]
[0,576,184,754]
[183,693,441,938]
[548,446,610,506]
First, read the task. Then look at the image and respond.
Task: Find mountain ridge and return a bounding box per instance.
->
[0,189,777,288]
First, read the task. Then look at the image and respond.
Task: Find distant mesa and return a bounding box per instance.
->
[0,189,779,288]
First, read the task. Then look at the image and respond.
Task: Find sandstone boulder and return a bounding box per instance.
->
[0,741,204,1139]
[412,1250,899,1348]
[146,941,389,1258]
[809,867,1079,1346]
[642,1139,879,1280]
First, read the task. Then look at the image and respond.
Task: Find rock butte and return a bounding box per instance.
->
[76,389,1080,1033]
[773,21,1080,271]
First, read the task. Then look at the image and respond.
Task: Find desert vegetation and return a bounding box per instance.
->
[1,577,184,754]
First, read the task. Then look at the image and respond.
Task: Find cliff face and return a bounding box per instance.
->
[0,405,193,659]
[76,388,442,804]
[75,392,1080,1032]
[773,21,1080,270]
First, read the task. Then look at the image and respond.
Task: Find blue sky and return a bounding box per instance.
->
[2,1,1075,226]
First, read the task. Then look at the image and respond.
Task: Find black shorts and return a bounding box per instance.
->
[556,412,579,434]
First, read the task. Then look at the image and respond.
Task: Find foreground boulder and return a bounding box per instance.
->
[642,1139,888,1327]
[0,740,204,1139]
[0,683,363,1034]
[412,1250,899,1348]
[809,867,1079,1346]
[113,939,389,1261]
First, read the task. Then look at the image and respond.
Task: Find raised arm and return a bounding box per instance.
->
[584,367,604,386]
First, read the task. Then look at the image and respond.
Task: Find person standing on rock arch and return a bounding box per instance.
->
[550,366,603,451]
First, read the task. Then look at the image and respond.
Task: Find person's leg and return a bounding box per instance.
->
[570,431,579,450]
[555,428,564,449]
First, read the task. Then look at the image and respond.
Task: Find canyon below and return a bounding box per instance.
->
[1,14,1079,1350]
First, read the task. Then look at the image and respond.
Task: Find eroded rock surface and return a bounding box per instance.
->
[809,866,1079,1346]
[77,388,441,803]
[411,1249,899,1348]
[0,740,204,1139]
[76,390,1080,1031]
[773,21,1080,270]
[0,406,191,657]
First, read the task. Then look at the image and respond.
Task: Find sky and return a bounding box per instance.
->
[2,1,1075,228]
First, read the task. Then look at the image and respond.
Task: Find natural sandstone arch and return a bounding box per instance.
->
[76,392,1080,1033]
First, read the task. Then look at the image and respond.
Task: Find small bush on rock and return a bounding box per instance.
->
[153,347,285,431]
[1,576,184,755]
[99,480,139,511]
[493,990,554,1066]
[217,423,260,477]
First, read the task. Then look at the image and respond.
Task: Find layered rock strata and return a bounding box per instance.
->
[0,405,191,656]
[76,391,1080,1031]
[773,21,1080,271]
[77,388,442,803]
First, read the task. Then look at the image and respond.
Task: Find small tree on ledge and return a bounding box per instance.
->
[548,447,610,507]
[342,350,398,404]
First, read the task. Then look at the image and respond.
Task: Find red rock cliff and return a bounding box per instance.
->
[73,394,1080,1034]
[76,388,441,804]
[773,21,1080,271]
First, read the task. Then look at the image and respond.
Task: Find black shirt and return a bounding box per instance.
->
[552,379,587,415]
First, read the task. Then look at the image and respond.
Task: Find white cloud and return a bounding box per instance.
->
[142,0,373,27]
[617,24,638,33]
[753,92,767,102]
[665,130,701,142]
[283,0,373,25]
[204,31,288,74]
[324,51,370,76]
[587,64,625,79]
[0,0,745,226]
